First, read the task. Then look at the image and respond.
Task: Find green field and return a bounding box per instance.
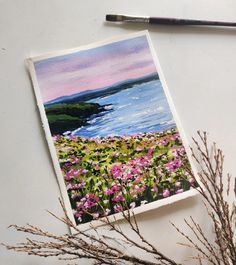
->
[53,128,196,224]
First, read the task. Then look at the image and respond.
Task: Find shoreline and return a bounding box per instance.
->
[45,102,109,135]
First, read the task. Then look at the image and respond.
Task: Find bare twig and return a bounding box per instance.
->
[2,131,236,265]
[173,131,236,265]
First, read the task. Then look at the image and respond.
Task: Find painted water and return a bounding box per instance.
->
[71,80,175,138]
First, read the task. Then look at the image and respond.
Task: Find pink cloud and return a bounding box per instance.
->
[34,35,157,103]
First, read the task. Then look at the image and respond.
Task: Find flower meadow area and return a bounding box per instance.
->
[53,128,196,224]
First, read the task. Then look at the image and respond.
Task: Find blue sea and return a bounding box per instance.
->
[71,80,175,138]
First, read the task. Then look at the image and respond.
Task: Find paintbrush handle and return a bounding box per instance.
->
[149,17,236,27]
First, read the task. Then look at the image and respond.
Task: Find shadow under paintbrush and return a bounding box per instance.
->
[103,21,236,38]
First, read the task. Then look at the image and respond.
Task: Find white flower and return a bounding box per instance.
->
[141,200,148,206]
[105,209,111,216]
[95,181,102,186]
[130,202,136,209]
[92,213,99,219]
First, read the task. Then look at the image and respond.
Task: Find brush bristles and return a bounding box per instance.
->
[106,14,124,22]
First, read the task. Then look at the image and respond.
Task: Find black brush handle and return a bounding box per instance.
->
[149,17,236,27]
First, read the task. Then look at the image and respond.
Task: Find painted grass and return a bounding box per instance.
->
[53,128,196,224]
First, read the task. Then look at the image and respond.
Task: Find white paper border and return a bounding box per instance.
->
[27,31,200,232]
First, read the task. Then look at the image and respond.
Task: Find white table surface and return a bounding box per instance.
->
[1,0,236,264]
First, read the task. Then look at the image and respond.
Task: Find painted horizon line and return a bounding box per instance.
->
[44,72,159,106]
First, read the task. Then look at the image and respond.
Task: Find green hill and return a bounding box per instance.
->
[45,102,104,135]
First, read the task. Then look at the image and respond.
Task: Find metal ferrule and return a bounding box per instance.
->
[122,15,150,23]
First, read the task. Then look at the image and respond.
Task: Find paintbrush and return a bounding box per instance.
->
[106,14,236,27]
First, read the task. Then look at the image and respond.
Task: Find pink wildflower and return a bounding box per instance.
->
[176,189,184,194]
[174,159,182,168]
[135,185,145,193]
[81,169,88,174]
[175,181,182,187]
[66,183,73,190]
[126,173,133,179]
[134,177,141,184]
[135,147,143,152]
[111,184,120,193]
[81,193,99,209]
[114,204,123,213]
[92,212,99,219]
[70,155,82,164]
[112,152,120,157]
[113,170,122,179]
[151,185,158,192]
[112,194,124,202]
[103,188,113,195]
[163,189,170,198]
[172,150,178,157]
[188,178,195,184]
[147,147,154,157]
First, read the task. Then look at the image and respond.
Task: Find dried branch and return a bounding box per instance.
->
[173,131,236,265]
[3,131,236,265]
[2,198,180,265]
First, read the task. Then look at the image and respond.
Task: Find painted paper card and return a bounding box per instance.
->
[28,31,197,228]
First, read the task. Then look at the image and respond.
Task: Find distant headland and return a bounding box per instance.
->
[45,73,159,135]
[44,73,159,106]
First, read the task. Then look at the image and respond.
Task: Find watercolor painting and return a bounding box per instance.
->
[28,32,197,226]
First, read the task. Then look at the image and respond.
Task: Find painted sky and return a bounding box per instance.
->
[34,35,157,103]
